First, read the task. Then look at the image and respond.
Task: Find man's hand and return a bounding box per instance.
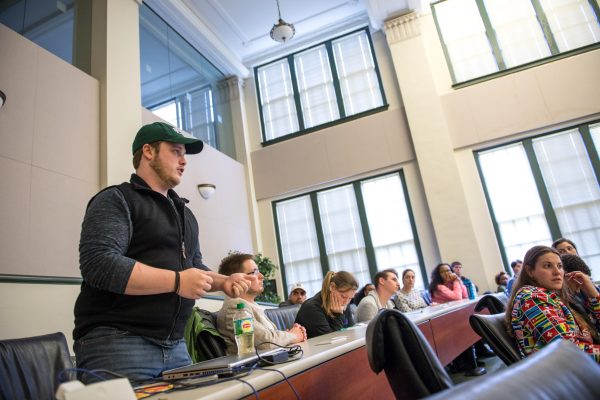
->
[221,273,255,298]
[178,269,213,299]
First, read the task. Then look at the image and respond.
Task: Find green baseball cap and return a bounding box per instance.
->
[132,122,204,155]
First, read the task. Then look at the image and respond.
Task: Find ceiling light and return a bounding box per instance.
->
[270,0,295,43]
[197,184,216,200]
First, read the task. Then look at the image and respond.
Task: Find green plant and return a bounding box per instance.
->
[254,253,281,304]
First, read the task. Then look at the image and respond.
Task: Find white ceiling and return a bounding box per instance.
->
[145,0,423,77]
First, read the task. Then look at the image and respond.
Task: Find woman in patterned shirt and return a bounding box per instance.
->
[394,269,428,312]
[506,245,600,363]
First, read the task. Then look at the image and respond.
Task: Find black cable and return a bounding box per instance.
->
[235,376,258,399]
[253,341,304,365]
[255,366,301,400]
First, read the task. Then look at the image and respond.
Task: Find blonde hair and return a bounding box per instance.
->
[320,271,358,317]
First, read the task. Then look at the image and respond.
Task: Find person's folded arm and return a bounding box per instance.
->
[522,290,600,363]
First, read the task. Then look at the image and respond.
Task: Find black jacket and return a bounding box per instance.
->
[74,174,207,341]
[294,291,355,338]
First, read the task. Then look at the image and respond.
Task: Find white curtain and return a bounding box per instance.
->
[533,130,600,280]
[332,30,383,116]
[257,59,299,140]
[484,0,551,68]
[434,0,499,82]
[361,174,425,289]
[275,196,323,297]
[479,144,553,262]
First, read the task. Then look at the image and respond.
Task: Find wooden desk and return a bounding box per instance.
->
[155,299,482,400]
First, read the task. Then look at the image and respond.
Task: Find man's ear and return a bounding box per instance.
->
[142,143,157,159]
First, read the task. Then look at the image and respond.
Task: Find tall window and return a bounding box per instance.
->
[0,0,74,64]
[477,122,600,279]
[274,172,426,296]
[255,28,386,144]
[139,4,233,157]
[433,0,600,83]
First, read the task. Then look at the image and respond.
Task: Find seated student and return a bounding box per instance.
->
[279,283,307,307]
[216,253,306,354]
[356,269,400,322]
[451,261,478,293]
[352,283,375,306]
[561,254,600,328]
[295,271,358,338]
[393,269,428,312]
[506,246,600,363]
[429,263,467,304]
[495,271,509,293]
[552,237,579,256]
[505,259,522,296]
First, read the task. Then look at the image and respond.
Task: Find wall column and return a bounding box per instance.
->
[384,12,491,287]
[89,0,142,186]
[217,76,263,252]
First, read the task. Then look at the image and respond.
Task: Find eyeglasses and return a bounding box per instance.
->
[246,269,260,276]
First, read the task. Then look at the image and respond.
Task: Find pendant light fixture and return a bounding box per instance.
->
[270,0,295,43]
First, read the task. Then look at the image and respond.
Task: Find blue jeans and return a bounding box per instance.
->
[74,326,191,383]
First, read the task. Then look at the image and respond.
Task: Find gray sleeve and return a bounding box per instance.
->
[78,187,136,294]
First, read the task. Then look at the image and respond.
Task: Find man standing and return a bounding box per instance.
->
[356,269,400,322]
[216,253,306,354]
[279,283,307,307]
[73,122,253,382]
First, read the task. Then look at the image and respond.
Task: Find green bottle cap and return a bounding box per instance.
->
[237,302,245,309]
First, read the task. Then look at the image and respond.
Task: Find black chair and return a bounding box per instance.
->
[426,340,600,400]
[0,332,75,400]
[264,304,301,331]
[469,313,522,366]
[366,309,453,399]
[474,293,506,314]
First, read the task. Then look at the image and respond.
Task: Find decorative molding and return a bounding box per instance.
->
[216,76,243,103]
[384,11,420,44]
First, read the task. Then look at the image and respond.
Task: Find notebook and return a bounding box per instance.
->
[162,348,287,380]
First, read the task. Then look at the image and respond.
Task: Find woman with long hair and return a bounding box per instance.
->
[506,245,600,362]
[295,271,358,338]
[352,283,375,306]
[394,269,428,312]
[428,263,467,304]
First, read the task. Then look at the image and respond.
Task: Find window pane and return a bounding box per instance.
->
[361,174,425,289]
[0,0,74,64]
[478,144,553,262]
[483,0,552,67]
[434,0,499,82]
[332,31,384,116]
[294,45,339,128]
[139,5,232,156]
[317,186,370,286]
[533,130,600,280]
[539,0,600,51]
[257,59,300,140]
[150,100,180,127]
[275,197,323,296]
[188,87,216,148]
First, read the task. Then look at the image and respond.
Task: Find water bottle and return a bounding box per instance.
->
[465,279,476,300]
[233,302,254,355]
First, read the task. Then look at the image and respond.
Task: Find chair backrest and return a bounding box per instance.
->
[420,289,432,305]
[264,304,301,331]
[0,332,75,400]
[474,293,506,314]
[366,309,453,400]
[469,313,522,366]
[426,340,600,400]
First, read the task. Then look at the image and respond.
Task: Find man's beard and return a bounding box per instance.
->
[149,157,180,189]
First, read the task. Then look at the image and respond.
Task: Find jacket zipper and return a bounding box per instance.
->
[166,198,185,341]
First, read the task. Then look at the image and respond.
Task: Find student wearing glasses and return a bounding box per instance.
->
[216,253,307,355]
[295,271,358,338]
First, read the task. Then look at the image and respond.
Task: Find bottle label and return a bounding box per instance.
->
[234,317,254,335]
